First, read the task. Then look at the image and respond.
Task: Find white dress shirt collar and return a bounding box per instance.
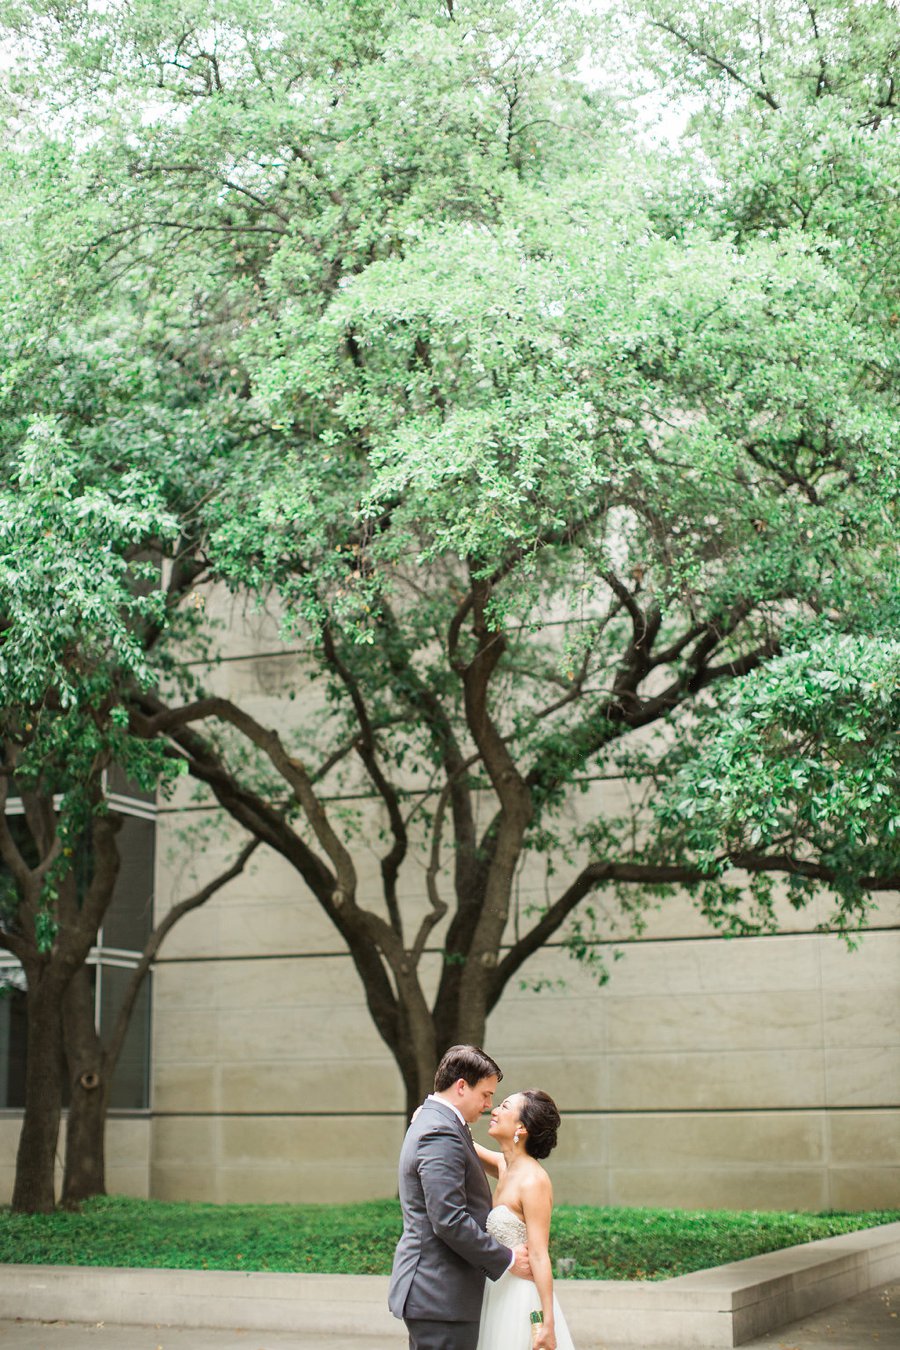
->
[427,1092,468,1128]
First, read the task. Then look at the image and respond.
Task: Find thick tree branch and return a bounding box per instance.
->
[454,573,536,1024]
[648,621,708,670]
[321,625,407,936]
[0,929,29,962]
[729,852,900,890]
[138,694,358,901]
[491,859,702,1002]
[463,574,528,807]
[491,850,898,1004]
[379,602,480,902]
[603,570,662,695]
[130,695,408,1057]
[524,603,768,796]
[413,777,452,965]
[637,631,777,726]
[0,770,33,898]
[132,697,335,896]
[20,789,57,866]
[70,810,123,954]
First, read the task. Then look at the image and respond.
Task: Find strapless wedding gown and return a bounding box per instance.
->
[477,1204,576,1349]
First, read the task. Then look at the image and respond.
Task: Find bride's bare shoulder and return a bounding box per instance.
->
[520,1160,553,1204]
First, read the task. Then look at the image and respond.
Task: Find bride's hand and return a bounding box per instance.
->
[533,1326,556,1350]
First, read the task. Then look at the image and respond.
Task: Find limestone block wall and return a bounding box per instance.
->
[484,928,899,1211]
[0,1116,151,1204]
[146,807,900,1209]
[3,586,897,1213]
[139,594,899,1212]
[5,826,894,1211]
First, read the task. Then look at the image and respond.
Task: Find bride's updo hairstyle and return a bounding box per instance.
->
[519,1089,561,1160]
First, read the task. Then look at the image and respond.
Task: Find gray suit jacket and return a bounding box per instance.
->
[388,1098,513,1323]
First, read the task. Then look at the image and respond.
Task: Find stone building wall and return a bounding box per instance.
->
[147,809,900,1210]
[2,590,897,1211]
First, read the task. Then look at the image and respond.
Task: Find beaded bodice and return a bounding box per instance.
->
[486,1203,527,1246]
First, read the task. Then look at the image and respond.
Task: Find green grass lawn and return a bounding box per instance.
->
[2,1196,898,1280]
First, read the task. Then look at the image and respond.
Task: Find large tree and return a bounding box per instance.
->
[138,204,899,1106]
[1,0,897,1166]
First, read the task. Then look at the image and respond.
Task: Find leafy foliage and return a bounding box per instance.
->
[0,0,897,1127]
[660,634,900,896]
[0,420,176,708]
[1,1195,897,1279]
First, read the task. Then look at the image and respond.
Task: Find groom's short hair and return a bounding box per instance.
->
[434,1044,503,1091]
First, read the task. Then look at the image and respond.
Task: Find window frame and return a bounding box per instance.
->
[0,770,157,1115]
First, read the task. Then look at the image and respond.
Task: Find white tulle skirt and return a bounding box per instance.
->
[476,1270,575,1350]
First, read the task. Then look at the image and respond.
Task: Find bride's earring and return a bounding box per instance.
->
[513,1130,521,1145]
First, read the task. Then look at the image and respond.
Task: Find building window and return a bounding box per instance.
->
[0,775,156,1111]
[0,970,26,1110]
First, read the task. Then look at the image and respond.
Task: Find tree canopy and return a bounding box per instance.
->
[1,0,898,1143]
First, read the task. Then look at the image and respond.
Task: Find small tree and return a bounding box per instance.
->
[0,137,259,1209]
[0,770,121,1214]
[0,422,264,1208]
[59,832,258,1206]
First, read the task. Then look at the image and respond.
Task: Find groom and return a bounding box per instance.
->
[388,1044,531,1350]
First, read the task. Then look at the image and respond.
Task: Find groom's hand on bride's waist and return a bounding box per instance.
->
[509,1244,531,1280]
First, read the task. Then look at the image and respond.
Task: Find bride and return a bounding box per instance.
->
[473,1089,576,1350]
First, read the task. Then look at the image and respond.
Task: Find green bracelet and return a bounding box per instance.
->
[530,1311,544,1325]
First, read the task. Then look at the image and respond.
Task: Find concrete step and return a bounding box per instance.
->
[2,1222,899,1348]
[0,1325,400,1349]
[1,1283,898,1350]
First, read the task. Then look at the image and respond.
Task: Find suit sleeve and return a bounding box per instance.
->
[417,1125,513,1280]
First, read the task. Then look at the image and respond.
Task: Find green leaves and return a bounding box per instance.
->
[0,419,177,708]
[3,1194,897,1278]
[656,633,900,920]
[1,0,897,997]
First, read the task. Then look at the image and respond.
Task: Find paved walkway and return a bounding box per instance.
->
[0,1282,896,1350]
[743,1279,899,1348]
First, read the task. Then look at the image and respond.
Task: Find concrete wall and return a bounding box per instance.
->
[2,590,897,1213]
[486,927,900,1211]
[4,847,894,1212]
[142,589,900,1212]
[146,805,900,1209]
[0,1116,151,1204]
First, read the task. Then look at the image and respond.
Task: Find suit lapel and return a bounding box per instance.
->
[424,1098,474,1144]
[424,1100,492,1214]
[459,1117,478,1156]
[424,1098,482,1164]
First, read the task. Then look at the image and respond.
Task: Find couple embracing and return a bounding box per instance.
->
[389,1044,576,1350]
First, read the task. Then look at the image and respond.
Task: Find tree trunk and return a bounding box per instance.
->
[61,966,108,1206]
[400,1041,444,1123]
[395,980,490,1121]
[393,1007,435,1123]
[11,966,66,1214]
